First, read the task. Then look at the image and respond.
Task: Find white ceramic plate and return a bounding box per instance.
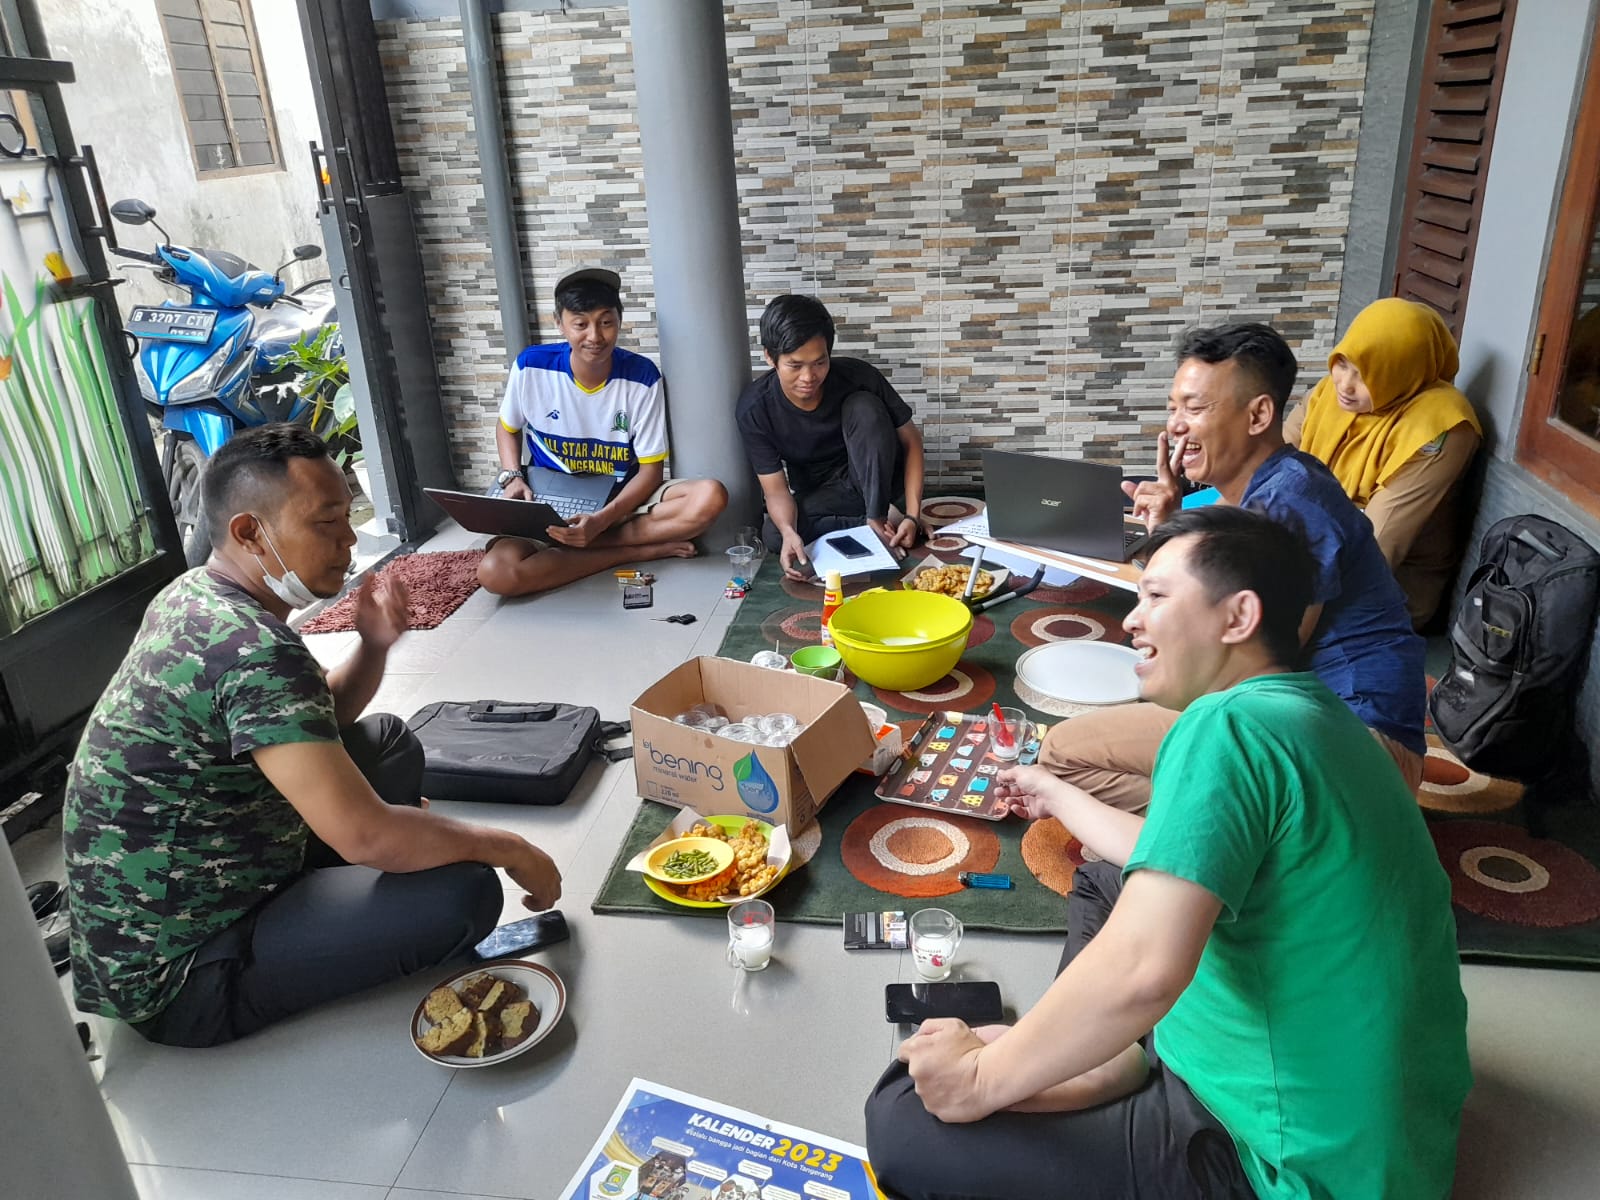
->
[1015,640,1142,706]
[411,960,566,1068]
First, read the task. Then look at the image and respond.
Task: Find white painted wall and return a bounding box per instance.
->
[41,0,324,312]
[1456,0,1599,455]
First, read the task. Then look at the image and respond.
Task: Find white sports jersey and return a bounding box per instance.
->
[498,343,668,484]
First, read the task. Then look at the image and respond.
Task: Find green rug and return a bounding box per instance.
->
[592,551,1139,931]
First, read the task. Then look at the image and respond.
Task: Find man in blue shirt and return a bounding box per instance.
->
[1038,322,1426,805]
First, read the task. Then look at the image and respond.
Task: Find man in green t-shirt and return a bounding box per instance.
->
[865,506,1471,1199]
[64,425,562,1047]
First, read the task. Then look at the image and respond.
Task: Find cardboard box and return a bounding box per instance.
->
[631,657,876,835]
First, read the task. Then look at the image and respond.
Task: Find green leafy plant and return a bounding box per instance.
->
[276,325,360,462]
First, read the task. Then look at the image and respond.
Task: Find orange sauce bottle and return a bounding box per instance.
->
[820,570,844,646]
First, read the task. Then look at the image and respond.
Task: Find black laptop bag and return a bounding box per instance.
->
[406,700,632,804]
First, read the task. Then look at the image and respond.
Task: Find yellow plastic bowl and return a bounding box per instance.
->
[644,837,735,885]
[827,589,974,690]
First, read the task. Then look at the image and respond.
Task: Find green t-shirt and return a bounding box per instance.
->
[63,569,340,1023]
[1125,673,1471,1199]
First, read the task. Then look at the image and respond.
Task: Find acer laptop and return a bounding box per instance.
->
[425,465,613,538]
[980,449,1150,562]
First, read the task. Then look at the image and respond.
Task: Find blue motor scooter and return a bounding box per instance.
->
[108,198,328,564]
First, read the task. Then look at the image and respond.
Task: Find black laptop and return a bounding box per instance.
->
[980,449,1150,562]
[425,465,613,538]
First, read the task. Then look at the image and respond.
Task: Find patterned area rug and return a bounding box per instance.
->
[1419,675,1600,966]
[301,549,485,634]
[592,539,1138,931]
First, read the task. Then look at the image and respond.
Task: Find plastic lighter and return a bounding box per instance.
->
[959,871,1014,890]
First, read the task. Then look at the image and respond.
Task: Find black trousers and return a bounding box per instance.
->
[133,714,502,1048]
[863,862,1253,1200]
[762,389,906,548]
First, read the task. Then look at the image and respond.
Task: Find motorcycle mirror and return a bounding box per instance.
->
[292,244,323,262]
[110,198,156,226]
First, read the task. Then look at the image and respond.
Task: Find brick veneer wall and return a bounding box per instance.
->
[377,2,1374,488]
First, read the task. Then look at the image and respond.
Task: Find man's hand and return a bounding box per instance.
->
[780,530,812,579]
[995,764,1071,822]
[866,518,909,560]
[506,841,562,911]
[888,515,921,550]
[352,571,410,651]
[898,1017,994,1123]
[545,511,614,549]
[501,475,533,501]
[1121,431,1187,532]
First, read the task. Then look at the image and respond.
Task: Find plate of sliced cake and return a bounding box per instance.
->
[411,960,566,1067]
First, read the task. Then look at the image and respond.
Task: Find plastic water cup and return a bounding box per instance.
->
[750,651,788,671]
[910,908,964,981]
[760,713,799,736]
[727,545,757,573]
[719,723,759,742]
[674,710,709,728]
[703,716,730,732]
[727,899,775,971]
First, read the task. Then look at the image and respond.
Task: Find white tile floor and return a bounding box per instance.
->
[11,525,1600,1199]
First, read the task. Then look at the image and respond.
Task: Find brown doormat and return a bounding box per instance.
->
[300,548,485,633]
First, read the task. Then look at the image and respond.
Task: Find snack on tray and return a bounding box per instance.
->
[415,972,541,1059]
[914,563,994,598]
[680,819,780,899]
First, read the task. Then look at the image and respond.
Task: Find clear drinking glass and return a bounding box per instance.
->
[727,898,775,970]
[990,707,1035,762]
[909,908,963,981]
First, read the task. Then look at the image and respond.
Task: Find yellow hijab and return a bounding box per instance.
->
[1298,298,1482,505]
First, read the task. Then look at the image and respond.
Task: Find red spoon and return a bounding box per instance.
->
[990,701,1016,750]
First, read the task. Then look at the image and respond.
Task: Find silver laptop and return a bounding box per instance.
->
[980,449,1150,563]
[425,466,613,538]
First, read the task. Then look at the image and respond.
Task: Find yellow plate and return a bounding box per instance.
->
[644,836,735,884]
[643,815,785,909]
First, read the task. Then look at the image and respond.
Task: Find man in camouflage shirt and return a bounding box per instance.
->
[64,425,562,1046]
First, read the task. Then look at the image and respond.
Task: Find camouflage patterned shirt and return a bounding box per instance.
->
[63,568,340,1023]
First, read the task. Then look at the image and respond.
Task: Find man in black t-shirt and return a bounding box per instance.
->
[735,295,926,578]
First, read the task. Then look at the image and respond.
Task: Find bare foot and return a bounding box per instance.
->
[636,540,698,562]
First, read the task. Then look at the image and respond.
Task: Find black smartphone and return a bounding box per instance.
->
[473,910,569,961]
[885,981,1004,1025]
[825,533,873,559]
[792,556,819,582]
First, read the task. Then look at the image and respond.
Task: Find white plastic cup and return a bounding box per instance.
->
[909,908,963,981]
[750,650,788,670]
[727,899,775,970]
[674,710,709,728]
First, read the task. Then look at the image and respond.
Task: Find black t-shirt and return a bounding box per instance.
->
[735,357,913,494]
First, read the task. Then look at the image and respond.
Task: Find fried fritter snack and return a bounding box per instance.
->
[914,563,994,597]
[677,819,779,898]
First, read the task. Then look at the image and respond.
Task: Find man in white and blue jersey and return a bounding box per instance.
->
[479,268,726,597]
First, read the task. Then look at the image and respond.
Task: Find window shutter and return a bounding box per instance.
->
[1392,0,1519,339]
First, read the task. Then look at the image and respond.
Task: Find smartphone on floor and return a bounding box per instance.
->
[473,910,569,960]
[885,981,1004,1025]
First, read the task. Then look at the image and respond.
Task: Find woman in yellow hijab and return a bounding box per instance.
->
[1285,298,1482,630]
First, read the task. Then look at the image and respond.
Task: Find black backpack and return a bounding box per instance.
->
[1429,515,1600,781]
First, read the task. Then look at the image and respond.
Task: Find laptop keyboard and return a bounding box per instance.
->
[537,493,603,520]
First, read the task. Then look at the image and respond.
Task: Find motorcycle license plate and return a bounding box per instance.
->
[128,305,217,343]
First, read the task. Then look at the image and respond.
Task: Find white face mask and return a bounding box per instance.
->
[251,517,319,610]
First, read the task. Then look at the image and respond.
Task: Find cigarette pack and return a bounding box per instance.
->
[843,910,908,950]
